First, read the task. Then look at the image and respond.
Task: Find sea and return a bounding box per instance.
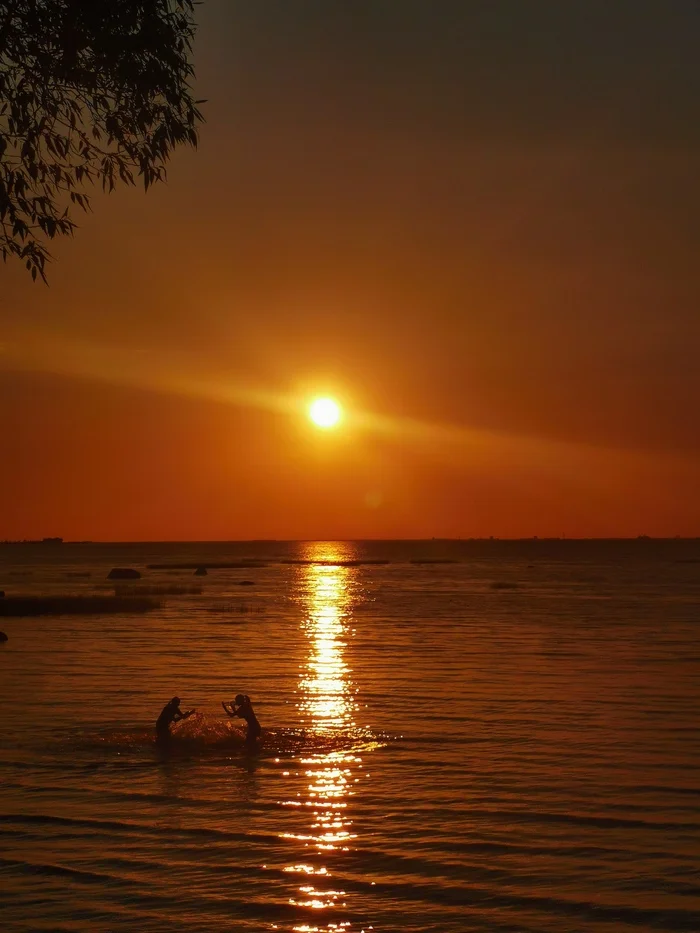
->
[1,539,699,933]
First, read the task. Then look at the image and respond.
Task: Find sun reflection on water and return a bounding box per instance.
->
[277,544,370,932]
[297,559,357,733]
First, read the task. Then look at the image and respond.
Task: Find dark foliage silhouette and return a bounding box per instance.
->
[0,0,203,281]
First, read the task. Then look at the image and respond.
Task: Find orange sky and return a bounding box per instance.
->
[1,1,699,540]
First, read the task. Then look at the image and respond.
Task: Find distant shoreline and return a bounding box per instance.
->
[0,537,66,545]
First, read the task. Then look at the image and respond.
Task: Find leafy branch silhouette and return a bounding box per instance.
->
[0,0,204,281]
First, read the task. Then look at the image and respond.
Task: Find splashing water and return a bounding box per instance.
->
[71,712,387,762]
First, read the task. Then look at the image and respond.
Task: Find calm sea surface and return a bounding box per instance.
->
[1,539,699,932]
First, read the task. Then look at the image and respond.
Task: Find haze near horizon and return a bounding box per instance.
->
[2,1,699,541]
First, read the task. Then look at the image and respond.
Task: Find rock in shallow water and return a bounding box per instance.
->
[107,568,141,580]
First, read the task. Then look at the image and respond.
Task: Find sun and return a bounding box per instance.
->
[309,397,342,429]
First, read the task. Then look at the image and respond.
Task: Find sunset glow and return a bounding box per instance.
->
[1,3,699,543]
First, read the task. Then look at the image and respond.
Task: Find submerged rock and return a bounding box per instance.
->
[0,631,7,642]
[194,566,208,576]
[107,568,141,580]
[0,590,4,598]
[237,580,255,586]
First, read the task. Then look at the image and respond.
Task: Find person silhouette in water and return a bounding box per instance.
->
[222,694,261,745]
[156,696,195,741]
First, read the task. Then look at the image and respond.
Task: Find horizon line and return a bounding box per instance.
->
[2,536,699,545]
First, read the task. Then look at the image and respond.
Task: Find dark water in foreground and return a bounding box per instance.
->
[1,539,699,932]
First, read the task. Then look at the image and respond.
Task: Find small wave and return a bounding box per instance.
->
[146,561,267,569]
[410,559,459,564]
[195,604,264,615]
[0,856,127,887]
[112,584,203,596]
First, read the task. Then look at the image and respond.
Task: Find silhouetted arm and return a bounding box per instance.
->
[173,708,195,722]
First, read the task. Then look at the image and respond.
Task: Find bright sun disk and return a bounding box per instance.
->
[309,397,342,429]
